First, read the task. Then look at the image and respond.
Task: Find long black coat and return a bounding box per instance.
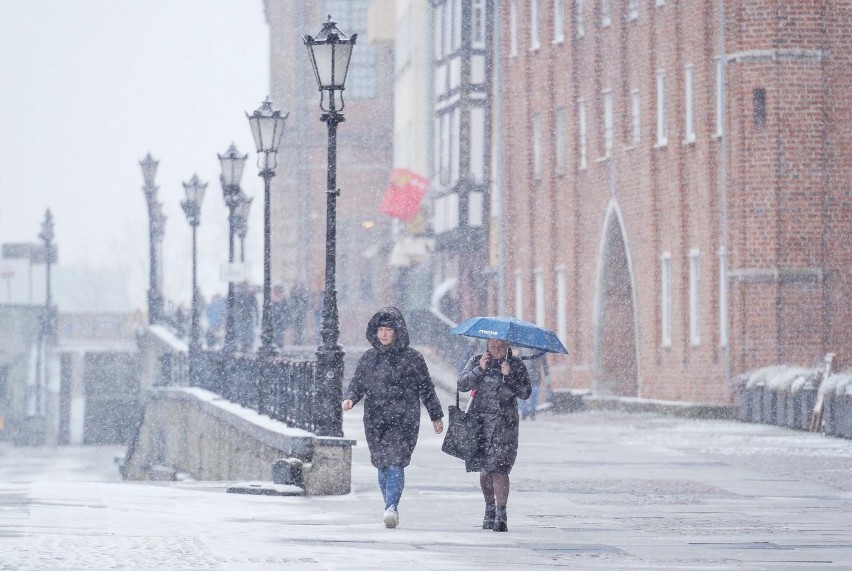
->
[344,307,444,468]
[457,350,531,475]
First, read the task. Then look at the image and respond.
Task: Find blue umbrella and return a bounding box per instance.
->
[450,316,569,355]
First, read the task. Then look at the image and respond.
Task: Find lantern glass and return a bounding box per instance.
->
[140,153,158,187]
[219,144,248,187]
[303,19,357,90]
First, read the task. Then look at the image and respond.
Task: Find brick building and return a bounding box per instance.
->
[264,0,394,345]
[499,0,852,403]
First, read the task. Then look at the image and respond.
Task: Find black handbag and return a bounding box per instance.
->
[441,390,477,461]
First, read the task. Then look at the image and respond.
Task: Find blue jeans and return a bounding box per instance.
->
[377,466,405,509]
[519,385,541,417]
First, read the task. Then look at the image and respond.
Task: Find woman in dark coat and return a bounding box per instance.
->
[457,338,531,532]
[342,307,444,529]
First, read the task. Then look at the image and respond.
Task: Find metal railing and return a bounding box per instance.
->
[172,350,319,433]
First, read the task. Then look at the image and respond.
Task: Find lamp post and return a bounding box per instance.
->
[236,192,252,263]
[219,144,248,354]
[304,17,357,438]
[246,98,287,358]
[181,174,207,383]
[140,153,164,324]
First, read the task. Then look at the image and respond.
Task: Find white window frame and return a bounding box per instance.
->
[576,0,585,39]
[556,265,568,345]
[532,112,542,180]
[601,0,611,27]
[719,247,728,347]
[689,249,700,345]
[656,70,667,147]
[603,89,613,157]
[534,268,546,327]
[629,0,638,20]
[555,107,566,175]
[530,0,541,51]
[661,252,672,347]
[509,1,518,57]
[631,89,641,144]
[553,0,565,43]
[578,99,587,169]
[514,270,524,320]
[684,65,695,143]
[715,56,724,136]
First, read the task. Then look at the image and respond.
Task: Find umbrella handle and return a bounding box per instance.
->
[519,350,547,360]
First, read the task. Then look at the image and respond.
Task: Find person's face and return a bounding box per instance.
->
[486,339,509,360]
[377,326,396,346]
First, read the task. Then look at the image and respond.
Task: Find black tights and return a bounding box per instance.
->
[480,472,510,507]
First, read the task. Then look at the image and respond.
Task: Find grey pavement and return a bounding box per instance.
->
[2,369,852,569]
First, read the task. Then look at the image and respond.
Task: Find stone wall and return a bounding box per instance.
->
[123,386,354,495]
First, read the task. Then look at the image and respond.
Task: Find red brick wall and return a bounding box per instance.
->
[498,0,850,404]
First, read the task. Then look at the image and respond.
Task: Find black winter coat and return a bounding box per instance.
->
[344,307,444,468]
[457,350,531,475]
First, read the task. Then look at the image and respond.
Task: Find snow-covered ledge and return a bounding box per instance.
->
[123,387,355,495]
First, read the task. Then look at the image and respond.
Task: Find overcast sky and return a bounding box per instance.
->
[0,1,269,310]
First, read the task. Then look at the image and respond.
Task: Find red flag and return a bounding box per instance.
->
[379,168,430,221]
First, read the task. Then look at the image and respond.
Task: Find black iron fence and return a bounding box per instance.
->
[180,350,319,433]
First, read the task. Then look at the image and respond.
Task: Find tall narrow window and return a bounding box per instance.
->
[509,1,518,57]
[719,247,728,347]
[531,0,540,50]
[715,56,724,136]
[514,271,524,320]
[578,99,587,169]
[534,269,545,326]
[532,113,542,180]
[684,65,695,142]
[603,90,613,156]
[656,70,667,146]
[472,0,486,49]
[601,0,611,27]
[576,0,585,38]
[631,90,641,144]
[753,88,766,129]
[434,4,443,59]
[553,0,565,42]
[661,252,672,347]
[689,249,700,345]
[629,0,638,20]
[555,107,566,175]
[556,266,568,345]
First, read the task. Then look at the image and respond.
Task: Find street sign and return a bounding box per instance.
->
[220,263,249,282]
[1,243,58,263]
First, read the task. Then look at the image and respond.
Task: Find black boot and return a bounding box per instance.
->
[493,506,508,532]
[482,504,496,529]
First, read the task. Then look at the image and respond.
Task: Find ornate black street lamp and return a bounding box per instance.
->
[304,16,357,437]
[219,144,248,353]
[236,192,252,263]
[38,209,57,343]
[140,153,164,324]
[181,174,207,382]
[246,98,287,358]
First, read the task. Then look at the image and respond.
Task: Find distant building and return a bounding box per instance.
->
[264,0,395,345]
[428,0,494,322]
[497,0,852,403]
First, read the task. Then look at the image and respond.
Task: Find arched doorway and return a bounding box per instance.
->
[594,210,639,396]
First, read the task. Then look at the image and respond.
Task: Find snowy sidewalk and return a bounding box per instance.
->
[2,405,852,569]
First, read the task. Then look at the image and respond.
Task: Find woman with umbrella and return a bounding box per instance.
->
[342,307,445,529]
[457,338,531,532]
